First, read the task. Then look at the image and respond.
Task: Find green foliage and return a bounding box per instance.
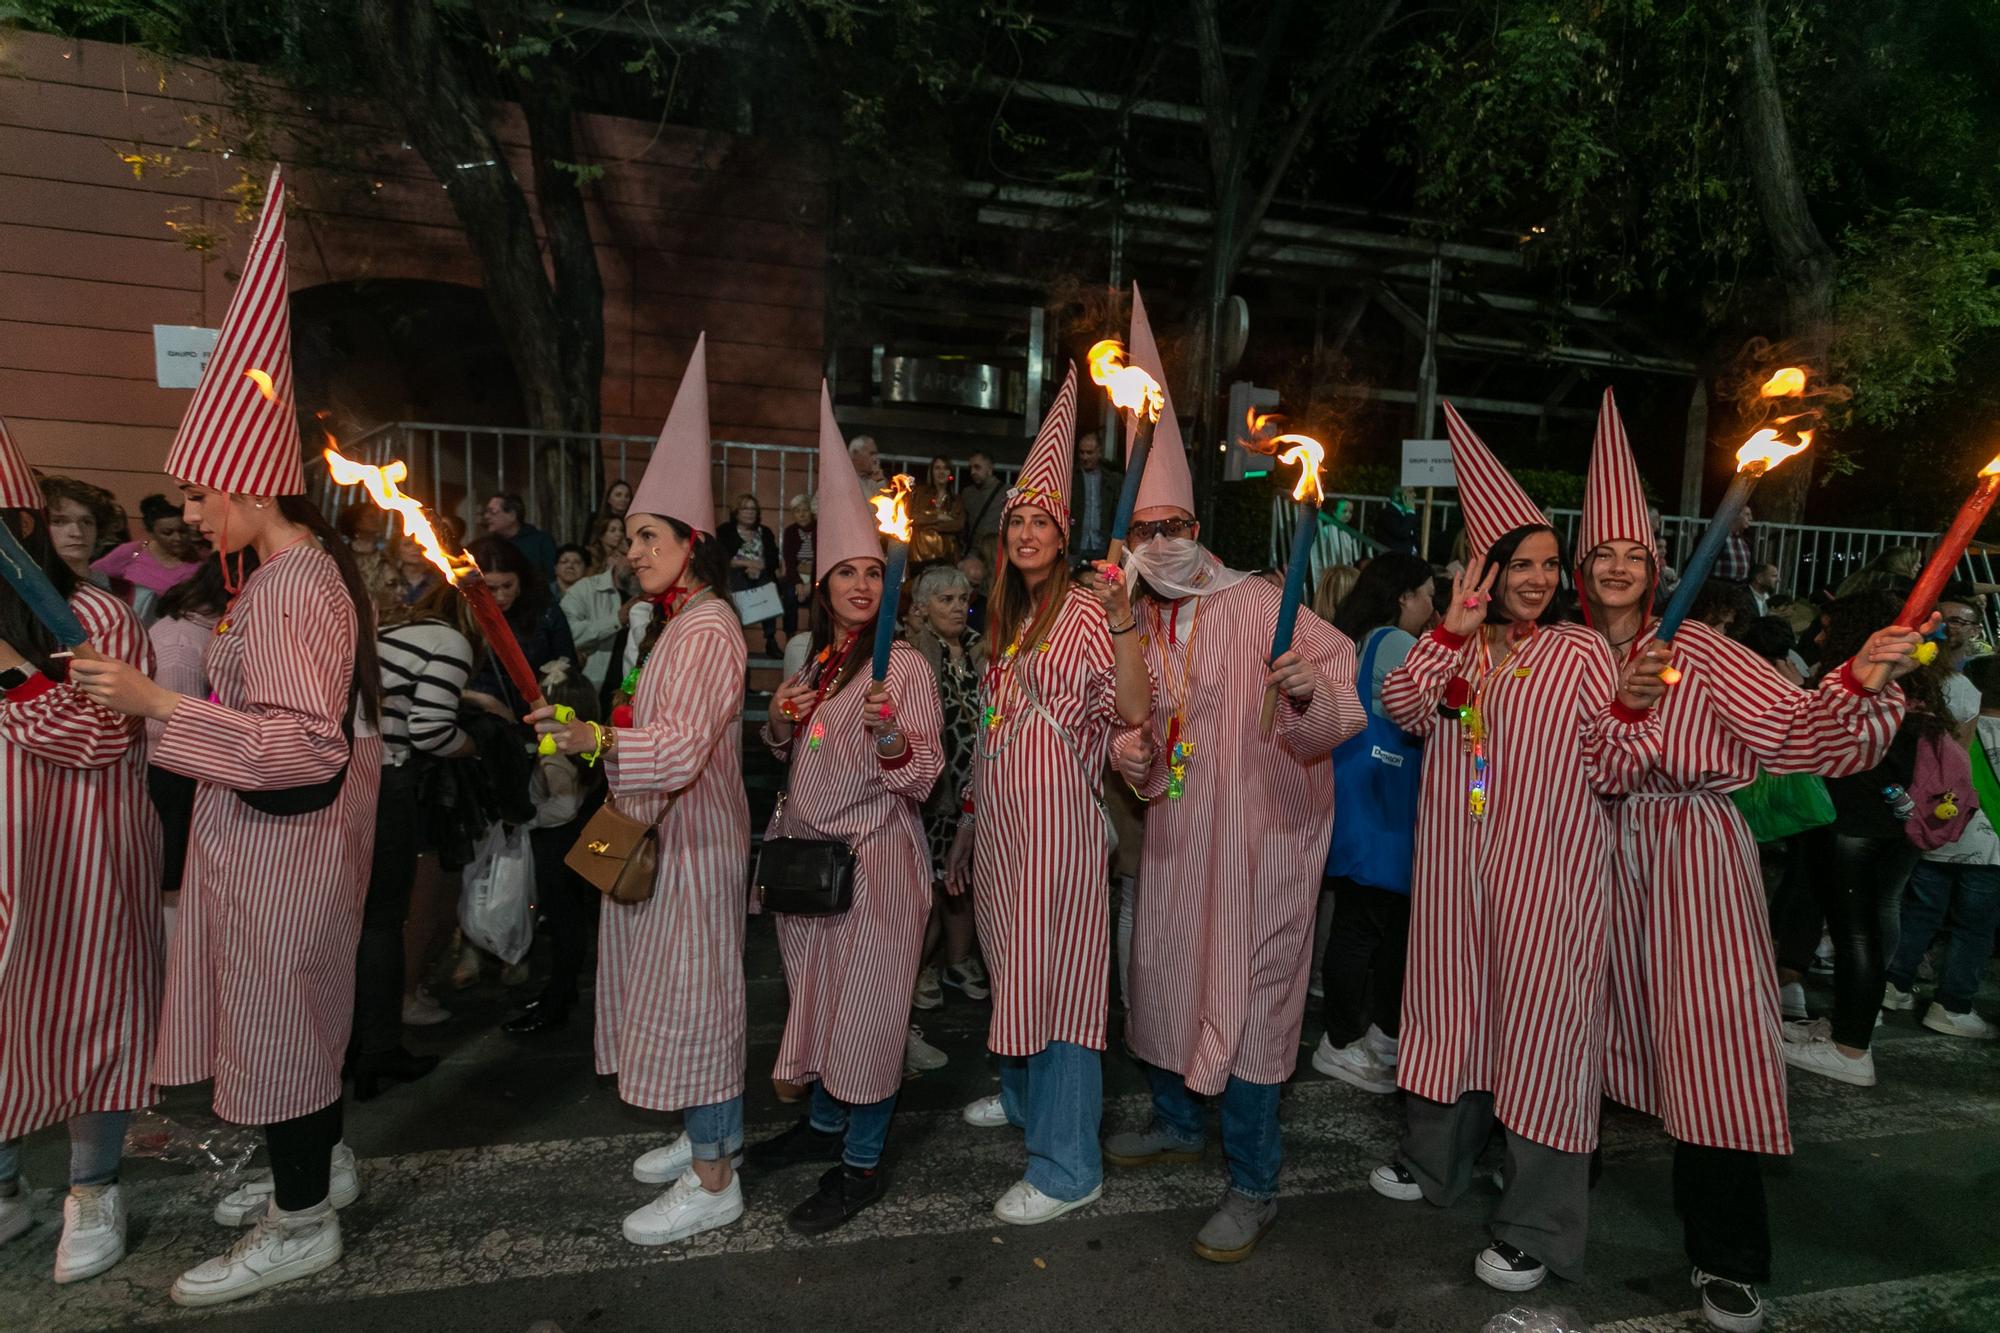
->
[1833,209,2000,424]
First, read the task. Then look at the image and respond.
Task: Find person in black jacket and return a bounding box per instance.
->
[725,493,783,655]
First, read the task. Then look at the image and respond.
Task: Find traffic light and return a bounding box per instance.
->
[1223,381,1281,482]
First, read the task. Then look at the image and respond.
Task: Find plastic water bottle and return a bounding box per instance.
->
[1482,1310,1584,1333]
[1882,785,1917,821]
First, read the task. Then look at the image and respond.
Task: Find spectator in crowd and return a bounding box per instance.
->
[335,504,399,614]
[1749,562,1780,616]
[590,512,628,574]
[1068,431,1121,562]
[725,493,783,656]
[849,434,887,495]
[957,549,989,635]
[1933,586,1985,731]
[780,494,816,638]
[1311,564,1360,626]
[391,535,439,607]
[40,475,116,587]
[1312,498,1366,578]
[1692,578,1759,638]
[1740,614,1807,686]
[1884,652,2000,1039]
[598,478,632,521]
[146,557,228,899]
[562,533,641,692]
[1715,503,1756,583]
[1647,506,1682,598]
[552,543,591,598]
[480,492,557,581]
[1376,486,1421,556]
[462,536,578,719]
[960,452,1006,567]
[93,493,202,623]
[910,456,966,565]
[1835,546,1920,599]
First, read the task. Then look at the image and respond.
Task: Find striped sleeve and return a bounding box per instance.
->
[881,646,946,802]
[1380,626,1467,736]
[1274,607,1364,760]
[608,618,745,799]
[0,587,151,770]
[393,623,474,756]
[1687,623,1906,778]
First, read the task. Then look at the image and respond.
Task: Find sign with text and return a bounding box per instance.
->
[153,324,219,389]
[1400,438,1457,489]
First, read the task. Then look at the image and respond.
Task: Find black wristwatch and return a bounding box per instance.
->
[0,666,30,692]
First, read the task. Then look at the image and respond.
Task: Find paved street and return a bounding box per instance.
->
[6,925,1999,1332]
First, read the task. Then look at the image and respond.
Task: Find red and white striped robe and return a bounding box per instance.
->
[150,544,381,1125]
[1110,579,1364,1092]
[763,643,943,1104]
[972,589,1144,1056]
[599,596,749,1111]
[1583,621,1904,1154]
[1382,621,1619,1153]
[0,586,163,1140]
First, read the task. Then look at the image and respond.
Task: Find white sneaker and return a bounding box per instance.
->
[912,966,944,1012]
[961,1093,1010,1128]
[905,1024,949,1074]
[1363,1024,1399,1066]
[632,1133,743,1184]
[621,1170,744,1246]
[1882,982,1915,1012]
[1310,1035,1397,1094]
[992,1179,1101,1225]
[215,1142,360,1226]
[1368,1162,1423,1202]
[171,1201,342,1307]
[402,990,449,1027]
[54,1183,126,1283]
[1921,1004,1998,1040]
[1778,982,1808,1021]
[0,1189,28,1246]
[1782,1036,1877,1087]
[1782,1016,1831,1045]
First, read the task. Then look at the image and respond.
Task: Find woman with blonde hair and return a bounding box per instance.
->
[1312,564,1361,625]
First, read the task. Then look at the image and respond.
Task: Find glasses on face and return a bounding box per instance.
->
[1943,615,1980,629]
[1128,518,1195,542]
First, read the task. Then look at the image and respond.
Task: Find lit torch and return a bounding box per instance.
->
[870,473,915,682]
[1652,369,1815,683]
[325,447,571,747]
[1261,431,1329,733]
[1087,339,1166,562]
[1866,453,2000,685]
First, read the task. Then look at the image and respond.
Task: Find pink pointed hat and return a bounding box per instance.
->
[1443,399,1547,560]
[1003,362,1079,528]
[630,333,716,535]
[811,381,884,578]
[1126,284,1193,514]
[165,166,303,496]
[0,413,41,510]
[1577,387,1655,564]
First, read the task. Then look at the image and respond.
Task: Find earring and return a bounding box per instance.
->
[649,547,660,557]
[253,500,267,510]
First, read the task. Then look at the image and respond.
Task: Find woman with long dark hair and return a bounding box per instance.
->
[462,535,577,719]
[741,402,943,1233]
[0,431,161,1287]
[945,366,1150,1226]
[1311,552,1435,1094]
[1365,405,1617,1295]
[532,334,754,1247]
[910,455,965,565]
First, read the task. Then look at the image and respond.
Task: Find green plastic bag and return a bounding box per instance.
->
[1731,769,1837,844]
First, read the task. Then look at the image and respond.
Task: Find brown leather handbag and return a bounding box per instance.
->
[565,799,659,904]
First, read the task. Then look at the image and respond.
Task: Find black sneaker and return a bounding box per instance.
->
[1475,1241,1547,1292]
[744,1117,843,1172]
[1368,1162,1423,1201]
[1693,1268,1765,1332]
[788,1164,888,1235]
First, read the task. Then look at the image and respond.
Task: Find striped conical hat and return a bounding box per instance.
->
[629,333,716,535]
[0,413,40,510]
[1443,400,1546,560]
[1003,362,1078,529]
[1578,388,1656,564]
[164,166,303,496]
[1126,284,1192,515]
[812,381,884,578]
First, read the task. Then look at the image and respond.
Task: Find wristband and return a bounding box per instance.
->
[1109,619,1137,636]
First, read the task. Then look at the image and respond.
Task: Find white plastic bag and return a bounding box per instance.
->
[459,821,536,964]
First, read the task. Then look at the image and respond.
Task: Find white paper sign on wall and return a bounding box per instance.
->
[1400,439,1457,489]
[153,325,220,389]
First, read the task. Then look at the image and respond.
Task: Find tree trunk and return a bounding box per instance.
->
[1734,0,1834,523]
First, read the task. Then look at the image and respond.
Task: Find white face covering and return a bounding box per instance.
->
[1122,535,1249,601]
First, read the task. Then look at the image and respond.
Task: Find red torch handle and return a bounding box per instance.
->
[461,574,547,712]
[1897,473,2000,629]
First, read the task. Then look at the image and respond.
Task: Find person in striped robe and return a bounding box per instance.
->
[743,386,944,1234]
[1575,389,1924,1333]
[0,448,163,1287]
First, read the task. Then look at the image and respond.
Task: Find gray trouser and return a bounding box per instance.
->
[1401,1090,1591,1278]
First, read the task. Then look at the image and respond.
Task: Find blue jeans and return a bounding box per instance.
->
[0,1111,130,1188]
[1889,860,2000,1012]
[808,1082,897,1170]
[1143,1064,1283,1201]
[684,1097,744,1162]
[997,1041,1103,1201]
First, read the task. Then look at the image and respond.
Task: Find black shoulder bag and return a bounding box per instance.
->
[749,795,855,916]
[237,674,357,817]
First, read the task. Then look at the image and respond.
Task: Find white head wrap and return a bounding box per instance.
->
[1122,536,1249,601]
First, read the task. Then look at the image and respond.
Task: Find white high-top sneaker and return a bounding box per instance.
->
[0,1185,30,1246]
[622,1170,744,1246]
[215,1142,360,1226]
[172,1199,342,1307]
[1363,1024,1400,1067]
[53,1183,126,1283]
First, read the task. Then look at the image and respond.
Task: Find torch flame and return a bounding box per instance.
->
[324,448,475,582]
[1760,366,1807,398]
[1272,433,1327,505]
[1245,406,1282,441]
[1982,455,2000,478]
[1086,339,1165,422]
[871,474,915,545]
[1734,429,1812,474]
[243,368,276,402]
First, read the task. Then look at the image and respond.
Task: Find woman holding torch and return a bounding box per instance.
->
[530,334,755,1248]
[1574,390,1922,1333]
[71,170,387,1309]
[741,387,943,1234]
[0,420,162,1287]
[1365,402,1619,1295]
[947,365,1152,1225]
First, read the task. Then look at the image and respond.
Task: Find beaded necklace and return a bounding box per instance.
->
[1457,623,1537,819]
[795,630,859,751]
[979,590,1052,748]
[1147,596,1206,799]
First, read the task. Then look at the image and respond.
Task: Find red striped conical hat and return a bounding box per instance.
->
[629,333,716,536]
[164,167,303,496]
[1443,400,1546,560]
[1126,284,1192,515]
[0,413,40,510]
[812,380,884,578]
[1003,362,1078,529]
[1578,388,1656,564]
